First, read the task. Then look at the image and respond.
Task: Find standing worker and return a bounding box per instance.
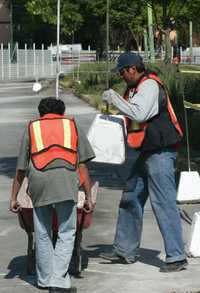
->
[10,97,95,292]
[101,52,187,272]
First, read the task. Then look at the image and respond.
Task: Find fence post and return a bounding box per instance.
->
[88,45,90,63]
[77,49,80,81]
[42,44,44,77]
[25,43,28,78]
[189,21,193,64]
[1,43,4,80]
[33,43,36,78]
[71,48,74,80]
[50,43,53,76]
[16,42,19,79]
[8,43,11,80]
[180,46,183,63]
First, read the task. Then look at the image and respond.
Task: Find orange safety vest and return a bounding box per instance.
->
[125,74,183,149]
[29,113,78,170]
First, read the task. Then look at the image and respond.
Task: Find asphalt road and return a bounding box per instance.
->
[0,81,200,293]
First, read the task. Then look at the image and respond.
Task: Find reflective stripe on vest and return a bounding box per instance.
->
[124,74,183,149]
[29,114,78,170]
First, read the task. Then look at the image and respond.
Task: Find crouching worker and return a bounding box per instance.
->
[10,97,95,293]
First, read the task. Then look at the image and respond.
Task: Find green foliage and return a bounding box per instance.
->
[25,0,83,36]
[13,0,200,50]
[63,61,200,150]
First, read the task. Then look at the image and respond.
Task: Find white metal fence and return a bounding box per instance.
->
[1,42,200,81]
[180,47,200,64]
[0,43,96,81]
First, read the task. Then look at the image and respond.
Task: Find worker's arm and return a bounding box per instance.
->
[9,125,29,213]
[10,169,26,213]
[78,163,93,213]
[102,79,159,122]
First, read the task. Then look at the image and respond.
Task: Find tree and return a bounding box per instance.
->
[11,0,200,53]
[25,0,83,39]
[76,0,147,55]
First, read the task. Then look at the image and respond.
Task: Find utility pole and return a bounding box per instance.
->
[189,21,193,64]
[56,0,60,99]
[147,2,155,62]
[106,0,110,90]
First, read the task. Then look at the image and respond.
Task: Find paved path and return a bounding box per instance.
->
[0,81,200,293]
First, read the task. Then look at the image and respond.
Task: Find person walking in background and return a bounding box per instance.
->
[100,52,187,272]
[10,97,95,293]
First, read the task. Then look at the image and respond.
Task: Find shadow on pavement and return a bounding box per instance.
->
[0,157,17,178]
[88,148,140,189]
[5,255,36,287]
[82,244,164,269]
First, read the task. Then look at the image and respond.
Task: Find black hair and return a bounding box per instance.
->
[135,63,146,73]
[38,97,65,117]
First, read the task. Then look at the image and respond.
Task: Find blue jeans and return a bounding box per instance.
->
[113,148,186,263]
[33,200,76,288]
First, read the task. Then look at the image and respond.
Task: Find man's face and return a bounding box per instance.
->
[119,66,137,85]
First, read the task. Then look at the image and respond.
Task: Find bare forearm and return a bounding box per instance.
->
[11,170,26,201]
[78,163,92,199]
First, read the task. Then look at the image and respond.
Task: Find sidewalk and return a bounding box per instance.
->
[0,89,200,293]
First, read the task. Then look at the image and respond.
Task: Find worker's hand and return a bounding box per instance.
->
[102,89,114,105]
[9,199,21,213]
[102,88,122,105]
[83,198,93,213]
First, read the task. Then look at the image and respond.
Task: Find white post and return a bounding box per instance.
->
[16,42,19,78]
[42,44,45,77]
[50,43,53,76]
[77,49,80,81]
[8,43,11,79]
[1,43,4,80]
[33,43,36,78]
[56,0,61,99]
[180,46,183,63]
[25,43,28,77]
[72,47,74,80]
[88,45,91,62]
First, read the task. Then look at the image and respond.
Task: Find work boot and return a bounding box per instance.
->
[159,259,188,273]
[37,285,49,290]
[100,250,137,264]
[49,287,77,293]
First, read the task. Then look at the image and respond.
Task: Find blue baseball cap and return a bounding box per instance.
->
[113,52,144,72]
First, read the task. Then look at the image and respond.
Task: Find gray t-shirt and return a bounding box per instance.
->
[17,119,95,207]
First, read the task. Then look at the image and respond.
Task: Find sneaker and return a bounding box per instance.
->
[159,259,188,273]
[100,251,137,264]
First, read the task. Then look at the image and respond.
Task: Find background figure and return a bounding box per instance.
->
[10,97,95,293]
[101,52,187,273]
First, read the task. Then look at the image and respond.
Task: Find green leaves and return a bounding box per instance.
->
[12,0,200,51]
[25,0,83,34]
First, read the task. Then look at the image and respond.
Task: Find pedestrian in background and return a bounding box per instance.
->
[101,52,187,272]
[10,97,95,292]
